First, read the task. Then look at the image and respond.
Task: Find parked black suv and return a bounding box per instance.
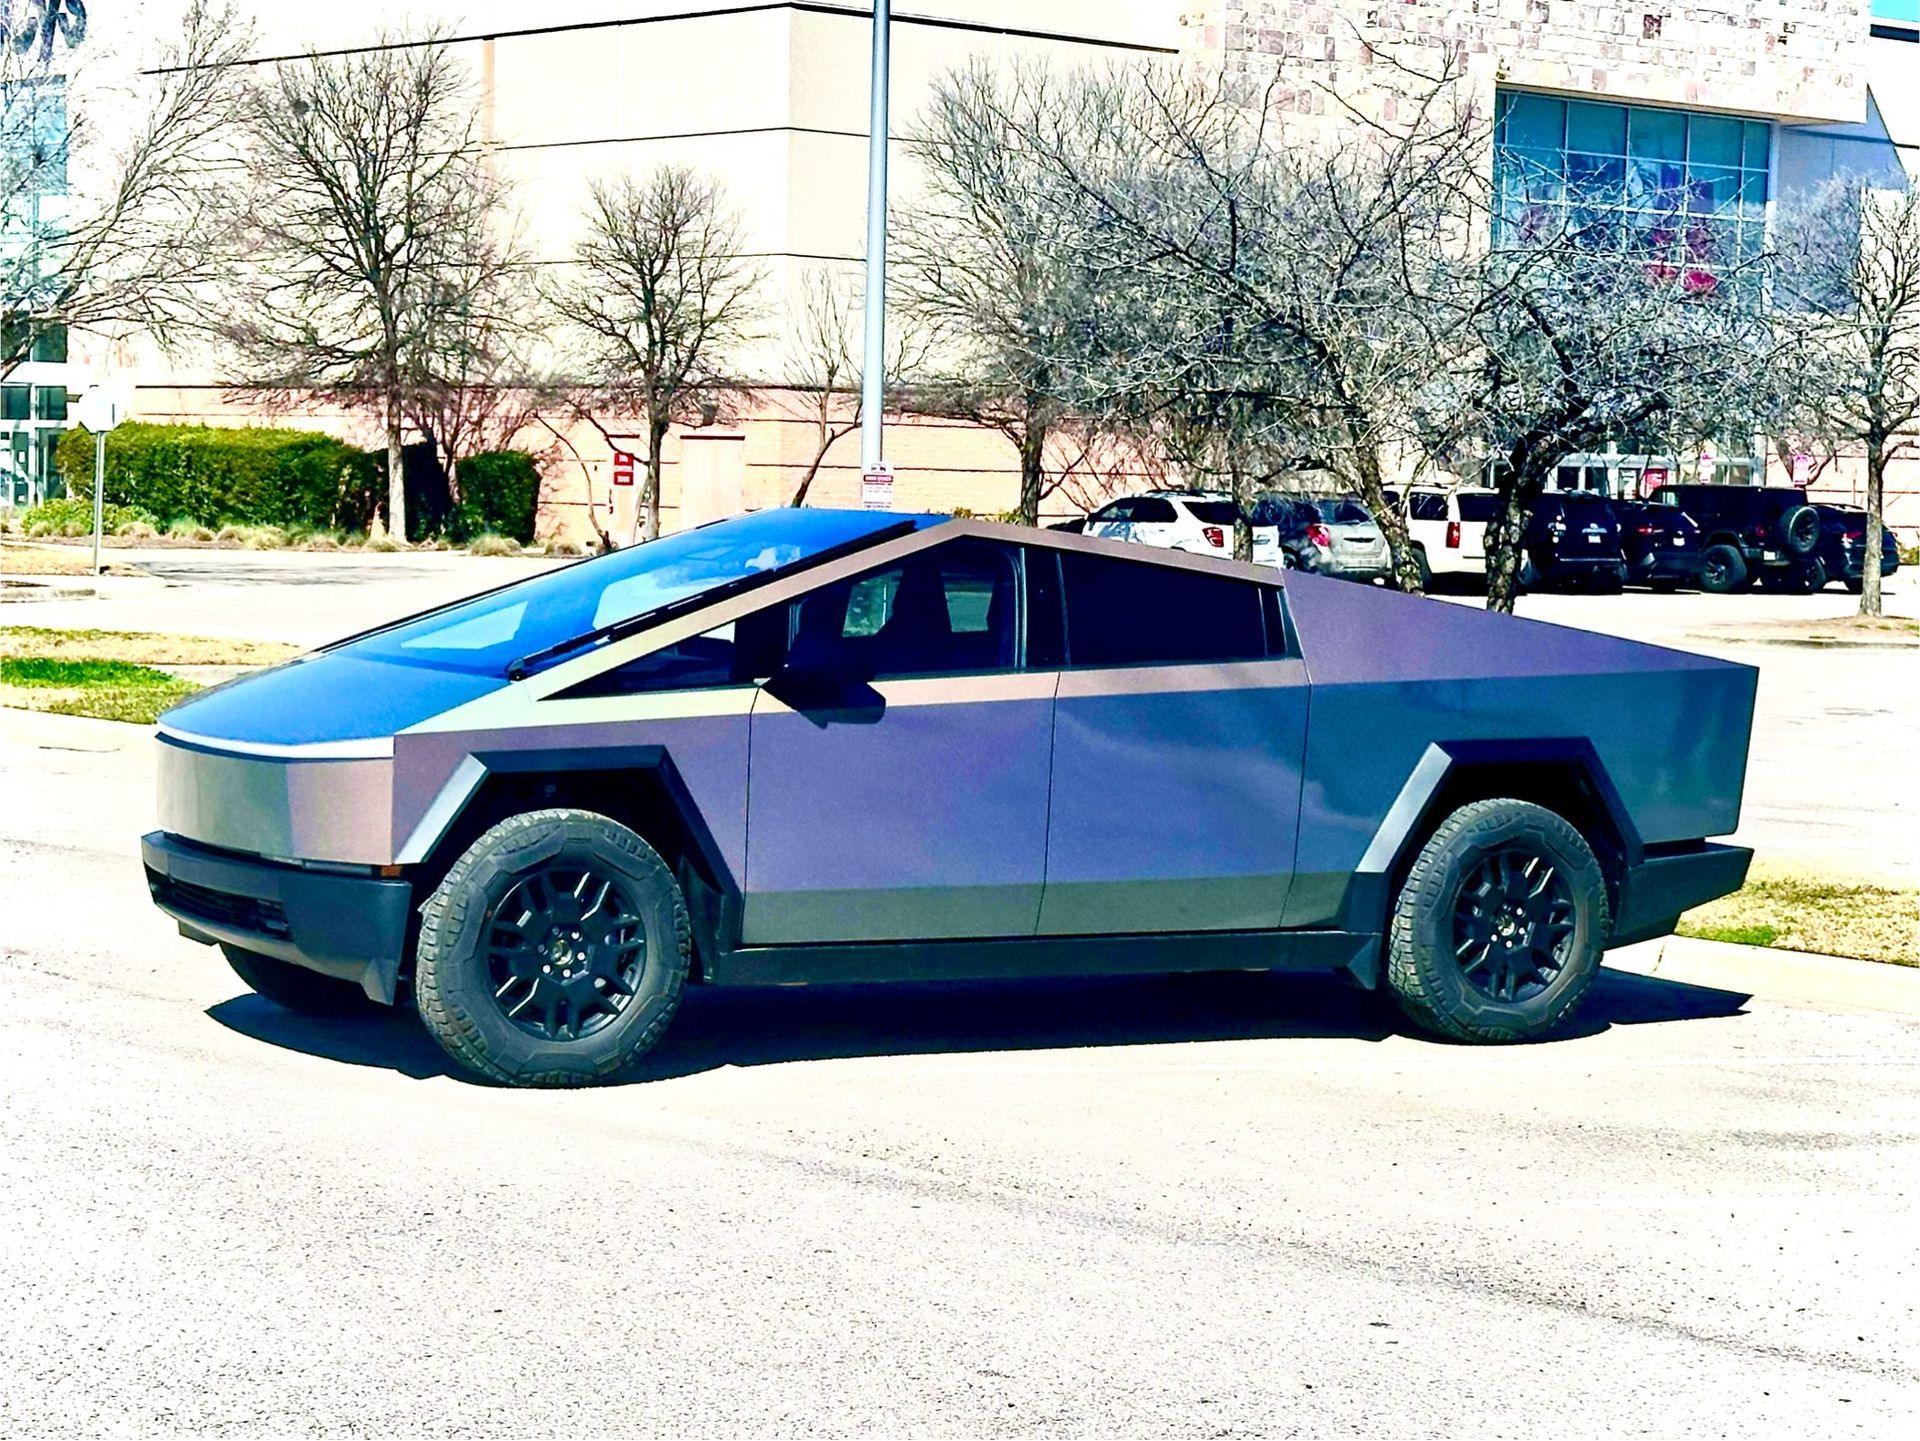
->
[1518,492,1627,591]
[1648,484,1822,593]
[1807,506,1901,593]
[1613,498,1704,590]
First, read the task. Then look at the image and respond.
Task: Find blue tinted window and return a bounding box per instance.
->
[341,509,936,676]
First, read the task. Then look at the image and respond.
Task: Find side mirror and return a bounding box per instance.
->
[764,654,885,724]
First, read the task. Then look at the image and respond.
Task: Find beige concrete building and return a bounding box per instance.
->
[14,2,1919,539]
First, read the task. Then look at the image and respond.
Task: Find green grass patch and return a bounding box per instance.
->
[0,656,198,725]
[1678,870,1919,966]
[0,657,180,689]
[0,628,300,725]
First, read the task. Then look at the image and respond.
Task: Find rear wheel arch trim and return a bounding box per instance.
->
[1355,739,1643,897]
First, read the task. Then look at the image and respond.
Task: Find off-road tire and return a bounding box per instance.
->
[1845,575,1865,594]
[1801,556,1829,593]
[1778,504,1820,557]
[1699,544,1747,593]
[222,943,378,1016]
[415,809,690,1087]
[1387,799,1609,1045]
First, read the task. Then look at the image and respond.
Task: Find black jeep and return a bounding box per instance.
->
[1648,484,1821,593]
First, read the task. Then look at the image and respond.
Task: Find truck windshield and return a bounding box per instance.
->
[338,509,936,677]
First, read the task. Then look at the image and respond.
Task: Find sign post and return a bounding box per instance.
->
[73,383,135,577]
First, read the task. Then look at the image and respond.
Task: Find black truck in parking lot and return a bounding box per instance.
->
[1649,484,1824,593]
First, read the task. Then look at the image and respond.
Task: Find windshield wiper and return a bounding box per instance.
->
[505,519,921,681]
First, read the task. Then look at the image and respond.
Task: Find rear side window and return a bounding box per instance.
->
[1129,497,1179,523]
[1455,494,1500,523]
[1185,501,1241,525]
[1409,493,1448,522]
[1059,551,1270,668]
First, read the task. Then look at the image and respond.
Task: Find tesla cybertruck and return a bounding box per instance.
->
[142,509,1756,1085]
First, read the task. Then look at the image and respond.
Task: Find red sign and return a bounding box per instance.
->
[1641,465,1669,497]
[612,451,636,487]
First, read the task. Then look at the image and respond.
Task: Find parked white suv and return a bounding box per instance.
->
[1390,486,1502,586]
[1082,491,1284,568]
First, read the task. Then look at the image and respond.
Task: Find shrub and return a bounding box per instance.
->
[115,520,160,540]
[165,517,216,543]
[20,498,154,538]
[54,423,384,533]
[466,532,522,557]
[364,533,405,553]
[450,451,541,544]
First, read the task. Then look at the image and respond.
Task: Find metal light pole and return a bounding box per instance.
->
[91,428,106,577]
[858,0,891,476]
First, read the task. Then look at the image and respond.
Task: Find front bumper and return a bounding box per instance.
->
[1610,842,1753,948]
[142,832,414,1003]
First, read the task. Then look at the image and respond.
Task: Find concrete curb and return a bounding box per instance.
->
[0,581,96,603]
[0,706,150,752]
[1605,935,1920,1018]
[1685,631,1920,651]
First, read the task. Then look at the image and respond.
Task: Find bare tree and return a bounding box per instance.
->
[782,268,932,507]
[1772,178,1920,618]
[2,1,251,377]
[218,30,506,539]
[896,63,1098,528]
[404,221,543,504]
[1433,192,1778,612]
[910,55,1486,581]
[548,165,765,542]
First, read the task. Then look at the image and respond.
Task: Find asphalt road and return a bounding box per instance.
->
[2,710,1918,1438]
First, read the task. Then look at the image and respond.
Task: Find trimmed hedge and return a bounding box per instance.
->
[449,451,541,544]
[54,423,384,532]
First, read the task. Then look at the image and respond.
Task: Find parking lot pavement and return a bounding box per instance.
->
[1,715,1918,1438]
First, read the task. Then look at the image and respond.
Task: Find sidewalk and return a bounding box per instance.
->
[1605,934,1920,1017]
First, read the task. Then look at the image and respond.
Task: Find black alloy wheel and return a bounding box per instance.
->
[1450,848,1576,1004]
[1699,544,1746,593]
[414,808,690,1087]
[1386,797,1607,1044]
[485,864,648,1042]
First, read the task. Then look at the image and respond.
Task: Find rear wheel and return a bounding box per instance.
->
[415,809,690,1087]
[1386,799,1608,1044]
[1699,544,1747,593]
[222,944,377,1016]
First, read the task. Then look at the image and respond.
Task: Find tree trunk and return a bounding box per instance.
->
[1862,439,1886,619]
[1483,483,1532,615]
[386,393,407,542]
[1351,449,1423,595]
[1018,426,1046,527]
[640,417,668,543]
[1230,461,1253,563]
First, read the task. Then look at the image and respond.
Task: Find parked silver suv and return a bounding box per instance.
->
[1252,494,1394,583]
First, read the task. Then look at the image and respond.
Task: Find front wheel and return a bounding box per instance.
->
[1386,799,1609,1044]
[415,809,690,1086]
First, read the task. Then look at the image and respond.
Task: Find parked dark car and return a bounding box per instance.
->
[1648,484,1822,593]
[1249,494,1393,582]
[142,509,1755,1086]
[1808,505,1902,594]
[1613,498,1705,591]
[1518,492,1627,591]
